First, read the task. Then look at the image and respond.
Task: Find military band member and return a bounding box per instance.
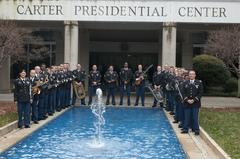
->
[72,64,86,106]
[47,67,55,115]
[173,69,184,125]
[37,65,47,120]
[104,65,118,105]
[29,69,39,124]
[152,66,164,107]
[64,63,73,107]
[119,62,133,106]
[134,64,146,106]
[181,70,203,135]
[55,66,62,111]
[14,70,31,128]
[165,66,176,114]
[40,64,50,119]
[58,64,67,109]
[88,65,101,105]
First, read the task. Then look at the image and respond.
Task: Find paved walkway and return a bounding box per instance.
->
[0,93,239,108]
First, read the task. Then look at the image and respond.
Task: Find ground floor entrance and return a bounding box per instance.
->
[0,21,216,92]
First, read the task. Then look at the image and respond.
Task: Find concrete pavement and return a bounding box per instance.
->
[1,93,239,108]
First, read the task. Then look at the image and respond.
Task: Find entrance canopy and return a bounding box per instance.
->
[0,0,239,23]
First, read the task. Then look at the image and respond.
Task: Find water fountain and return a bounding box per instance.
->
[89,88,106,148]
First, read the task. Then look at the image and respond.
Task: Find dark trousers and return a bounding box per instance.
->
[31,95,39,122]
[60,86,66,109]
[56,87,61,111]
[175,99,184,122]
[119,85,131,105]
[52,88,56,113]
[106,87,116,105]
[44,92,49,115]
[17,101,30,127]
[72,90,86,106]
[66,83,71,106]
[47,89,53,114]
[183,107,199,132]
[88,85,98,105]
[166,91,174,111]
[135,85,145,106]
[38,92,45,119]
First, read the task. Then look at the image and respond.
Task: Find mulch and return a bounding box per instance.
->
[0,101,17,116]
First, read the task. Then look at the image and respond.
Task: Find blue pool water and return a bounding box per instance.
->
[0,107,187,159]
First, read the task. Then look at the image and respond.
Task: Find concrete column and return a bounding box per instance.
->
[70,21,79,70]
[79,29,90,88]
[64,21,71,64]
[181,31,193,69]
[0,57,11,93]
[162,22,177,66]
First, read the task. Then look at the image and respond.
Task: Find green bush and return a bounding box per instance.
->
[193,54,231,91]
[224,77,238,93]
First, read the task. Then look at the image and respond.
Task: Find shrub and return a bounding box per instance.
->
[193,54,231,91]
[224,77,238,93]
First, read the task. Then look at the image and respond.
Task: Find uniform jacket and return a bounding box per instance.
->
[119,68,133,86]
[72,69,86,84]
[89,71,101,86]
[104,71,118,88]
[182,79,203,107]
[153,71,164,86]
[135,70,147,86]
[14,78,31,102]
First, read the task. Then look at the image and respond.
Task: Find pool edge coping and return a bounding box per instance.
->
[0,108,71,153]
[163,109,231,159]
[199,127,231,159]
[0,105,231,159]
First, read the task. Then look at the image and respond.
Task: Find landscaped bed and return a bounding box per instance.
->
[0,102,17,128]
[200,108,240,159]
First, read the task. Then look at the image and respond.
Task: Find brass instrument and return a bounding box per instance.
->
[32,80,41,95]
[135,64,153,86]
[73,81,86,99]
[31,75,49,96]
[147,84,164,103]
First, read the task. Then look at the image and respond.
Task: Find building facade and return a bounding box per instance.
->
[0,0,239,92]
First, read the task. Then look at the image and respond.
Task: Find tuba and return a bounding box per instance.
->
[147,84,164,103]
[73,81,86,99]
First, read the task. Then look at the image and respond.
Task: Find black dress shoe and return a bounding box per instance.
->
[181,130,188,134]
[170,112,175,115]
[152,105,157,108]
[195,132,200,135]
[173,120,178,124]
[34,121,39,124]
[25,125,30,128]
[178,124,183,128]
[18,126,23,129]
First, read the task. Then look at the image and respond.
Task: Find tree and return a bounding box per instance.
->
[0,20,48,68]
[206,25,240,97]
